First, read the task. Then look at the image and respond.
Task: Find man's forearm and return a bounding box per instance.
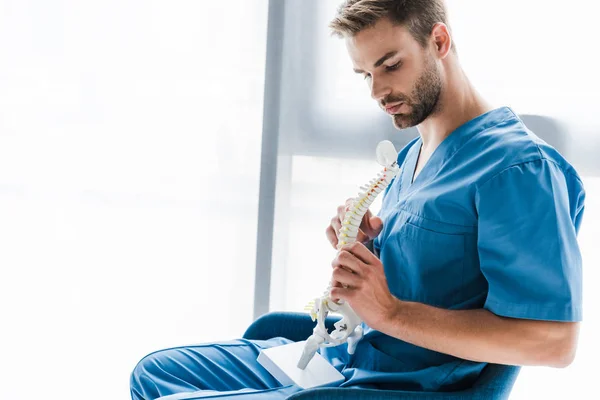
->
[376,299,579,368]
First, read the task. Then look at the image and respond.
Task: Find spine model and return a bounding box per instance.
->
[297,140,400,370]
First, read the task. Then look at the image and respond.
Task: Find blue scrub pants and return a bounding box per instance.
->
[130,337,305,400]
[130,334,470,399]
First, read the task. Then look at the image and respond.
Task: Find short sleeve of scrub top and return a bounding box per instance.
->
[476,159,585,322]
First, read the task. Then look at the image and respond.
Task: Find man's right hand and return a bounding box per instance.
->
[325,198,383,249]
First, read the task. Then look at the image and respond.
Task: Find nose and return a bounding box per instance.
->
[370,76,392,102]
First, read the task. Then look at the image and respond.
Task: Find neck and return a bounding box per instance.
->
[417,58,493,151]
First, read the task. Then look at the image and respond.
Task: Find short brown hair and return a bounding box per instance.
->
[329,0,453,50]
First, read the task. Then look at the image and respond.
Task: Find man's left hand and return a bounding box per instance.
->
[330,242,400,330]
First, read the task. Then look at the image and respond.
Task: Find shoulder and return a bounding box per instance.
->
[470,113,586,228]
[466,110,582,188]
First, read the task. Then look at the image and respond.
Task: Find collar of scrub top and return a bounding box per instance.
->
[400,106,516,194]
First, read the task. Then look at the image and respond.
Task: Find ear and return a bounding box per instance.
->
[431,22,452,59]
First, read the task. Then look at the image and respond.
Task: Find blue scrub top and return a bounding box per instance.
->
[324,107,585,391]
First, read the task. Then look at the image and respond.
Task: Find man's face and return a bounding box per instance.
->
[346,18,443,130]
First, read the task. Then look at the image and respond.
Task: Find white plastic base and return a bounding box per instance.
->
[257,341,345,389]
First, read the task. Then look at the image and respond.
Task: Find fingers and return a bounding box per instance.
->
[332,266,361,288]
[326,224,338,249]
[326,202,352,248]
[330,286,353,303]
[330,279,344,303]
[340,242,379,266]
[335,206,344,234]
[359,208,372,235]
[331,249,365,276]
[355,229,369,244]
[360,209,383,240]
[337,204,346,227]
[368,216,384,239]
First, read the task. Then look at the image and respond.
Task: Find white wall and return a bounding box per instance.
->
[0,1,268,399]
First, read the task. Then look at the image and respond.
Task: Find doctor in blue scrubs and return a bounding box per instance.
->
[130,1,585,399]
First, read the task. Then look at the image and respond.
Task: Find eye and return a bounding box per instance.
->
[363,73,371,81]
[385,61,402,72]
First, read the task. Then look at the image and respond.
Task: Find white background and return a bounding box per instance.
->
[0,1,267,398]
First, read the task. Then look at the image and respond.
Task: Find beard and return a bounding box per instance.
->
[385,56,443,130]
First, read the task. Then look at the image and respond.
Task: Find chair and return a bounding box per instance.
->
[243,312,521,400]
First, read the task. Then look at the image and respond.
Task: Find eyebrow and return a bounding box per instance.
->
[353,51,398,74]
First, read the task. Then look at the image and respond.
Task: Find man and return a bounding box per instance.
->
[130,1,584,399]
